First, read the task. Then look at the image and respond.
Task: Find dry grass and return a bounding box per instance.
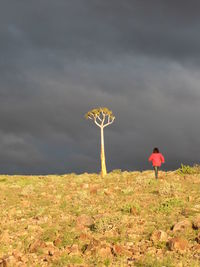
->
[0,169,200,266]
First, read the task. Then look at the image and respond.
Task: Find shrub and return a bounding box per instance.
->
[121,203,141,214]
[52,255,83,266]
[110,169,122,174]
[135,255,173,267]
[93,216,121,233]
[41,228,58,242]
[104,258,111,266]
[121,187,134,195]
[177,164,200,175]
[155,198,184,214]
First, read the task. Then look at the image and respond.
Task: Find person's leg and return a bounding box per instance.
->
[154,166,158,179]
[157,166,159,178]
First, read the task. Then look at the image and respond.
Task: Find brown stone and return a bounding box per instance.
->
[104,189,112,196]
[0,231,10,243]
[192,244,200,251]
[98,246,112,258]
[82,183,89,189]
[12,251,22,261]
[79,233,91,241]
[172,219,191,232]
[168,237,188,252]
[6,257,17,267]
[91,238,100,247]
[29,240,46,253]
[69,244,79,255]
[112,244,132,257]
[53,237,62,247]
[83,243,95,255]
[112,244,124,255]
[0,256,17,267]
[193,216,200,229]
[147,247,157,254]
[43,243,58,256]
[150,230,168,242]
[196,231,200,244]
[65,246,71,254]
[130,207,139,215]
[76,214,94,229]
[177,262,183,267]
[90,186,98,194]
[0,258,7,267]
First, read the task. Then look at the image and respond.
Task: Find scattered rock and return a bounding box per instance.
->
[98,245,112,258]
[193,204,200,210]
[65,246,71,254]
[130,207,139,215]
[181,208,191,217]
[112,244,124,256]
[4,256,16,266]
[82,183,89,189]
[29,240,46,253]
[192,244,200,251]
[0,231,10,243]
[82,242,96,256]
[147,246,157,254]
[43,242,58,256]
[0,258,7,267]
[150,230,168,242]
[12,250,22,261]
[68,244,79,255]
[65,244,80,255]
[196,231,200,244]
[127,255,140,264]
[112,244,132,256]
[172,219,191,232]
[90,186,98,194]
[177,262,183,267]
[192,216,200,229]
[76,214,94,229]
[53,237,62,247]
[104,189,112,196]
[79,233,91,241]
[87,238,100,249]
[168,237,188,252]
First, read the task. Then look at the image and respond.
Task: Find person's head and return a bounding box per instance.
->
[153,147,159,153]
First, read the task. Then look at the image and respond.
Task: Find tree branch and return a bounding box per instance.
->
[94,117,101,128]
[96,115,103,124]
[101,112,106,127]
[103,116,115,128]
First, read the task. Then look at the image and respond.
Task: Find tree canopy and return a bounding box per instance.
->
[85,107,115,128]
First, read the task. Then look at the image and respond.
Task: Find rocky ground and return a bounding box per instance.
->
[0,167,200,266]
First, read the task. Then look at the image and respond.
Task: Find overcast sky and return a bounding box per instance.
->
[1,0,200,174]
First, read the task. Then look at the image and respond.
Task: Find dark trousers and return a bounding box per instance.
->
[153,166,159,179]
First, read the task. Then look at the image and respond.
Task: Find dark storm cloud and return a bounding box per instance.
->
[1,0,200,62]
[0,0,200,174]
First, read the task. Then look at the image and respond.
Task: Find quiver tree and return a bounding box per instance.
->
[85,107,115,177]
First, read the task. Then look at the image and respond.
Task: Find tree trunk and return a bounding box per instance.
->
[100,127,107,177]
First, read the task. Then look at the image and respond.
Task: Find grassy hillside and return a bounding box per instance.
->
[0,167,200,266]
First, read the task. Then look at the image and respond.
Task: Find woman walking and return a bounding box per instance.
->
[148,147,165,179]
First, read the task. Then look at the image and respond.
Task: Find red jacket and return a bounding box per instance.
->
[148,153,165,167]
